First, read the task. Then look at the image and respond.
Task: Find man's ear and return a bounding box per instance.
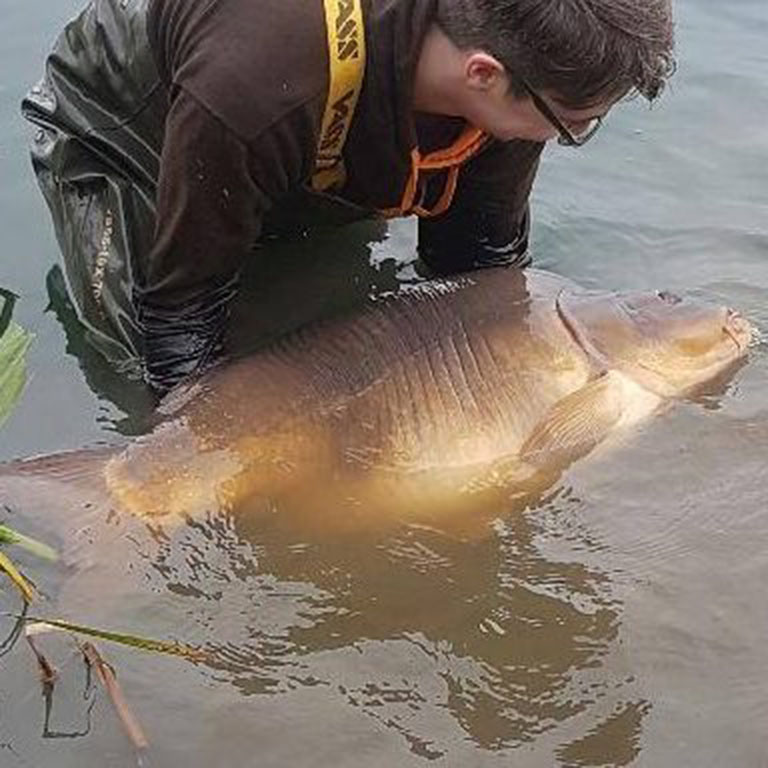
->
[465,52,506,91]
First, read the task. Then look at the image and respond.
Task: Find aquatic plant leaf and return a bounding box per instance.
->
[82,642,149,750]
[25,631,58,687]
[0,551,36,602]
[0,523,58,561]
[0,321,33,430]
[7,614,207,661]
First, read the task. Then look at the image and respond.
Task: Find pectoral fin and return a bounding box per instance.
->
[521,372,623,469]
[459,457,536,495]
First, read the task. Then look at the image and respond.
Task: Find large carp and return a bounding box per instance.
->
[0,268,752,535]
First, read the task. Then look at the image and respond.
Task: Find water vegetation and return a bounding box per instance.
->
[0,285,203,755]
[0,287,32,430]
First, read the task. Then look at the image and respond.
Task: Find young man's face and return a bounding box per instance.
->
[479,87,610,144]
[461,53,613,144]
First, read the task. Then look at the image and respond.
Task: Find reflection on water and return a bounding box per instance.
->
[7,481,643,764]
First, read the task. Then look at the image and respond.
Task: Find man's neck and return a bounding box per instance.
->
[412,25,467,116]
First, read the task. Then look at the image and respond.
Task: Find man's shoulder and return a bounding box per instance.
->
[149,0,328,142]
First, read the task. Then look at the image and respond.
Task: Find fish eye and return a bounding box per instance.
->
[657,290,682,305]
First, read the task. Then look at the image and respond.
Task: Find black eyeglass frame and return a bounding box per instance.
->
[517,77,603,147]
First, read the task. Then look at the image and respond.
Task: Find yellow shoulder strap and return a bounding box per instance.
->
[312,0,366,192]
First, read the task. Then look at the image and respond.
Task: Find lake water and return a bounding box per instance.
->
[1,0,767,766]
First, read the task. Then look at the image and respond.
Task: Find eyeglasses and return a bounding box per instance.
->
[518,77,603,147]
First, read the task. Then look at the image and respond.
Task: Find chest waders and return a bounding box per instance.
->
[22,0,166,377]
[21,0,369,380]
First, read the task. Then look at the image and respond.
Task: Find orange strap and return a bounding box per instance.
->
[380,126,488,219]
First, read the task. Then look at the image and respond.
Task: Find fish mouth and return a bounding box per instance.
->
[723,309,753,354]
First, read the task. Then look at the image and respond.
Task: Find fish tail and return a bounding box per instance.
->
[0,446,120,542]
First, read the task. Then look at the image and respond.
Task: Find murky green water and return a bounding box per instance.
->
[1,1,767,766]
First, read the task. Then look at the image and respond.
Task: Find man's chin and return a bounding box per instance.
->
[485,126,544,143]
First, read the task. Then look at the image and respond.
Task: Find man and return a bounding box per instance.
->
[22,0,675,395]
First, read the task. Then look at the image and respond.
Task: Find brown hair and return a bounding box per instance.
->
[437,0,676,108]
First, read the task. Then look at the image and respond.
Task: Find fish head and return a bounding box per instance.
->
[556,288,752,397]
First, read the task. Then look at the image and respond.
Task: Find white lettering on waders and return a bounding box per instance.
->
[92,210,114,306]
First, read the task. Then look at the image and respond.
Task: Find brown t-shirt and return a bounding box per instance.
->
[141,0,543,388]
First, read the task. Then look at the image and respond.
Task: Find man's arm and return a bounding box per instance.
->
[417,138,544,275]
[134,89,269,394]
